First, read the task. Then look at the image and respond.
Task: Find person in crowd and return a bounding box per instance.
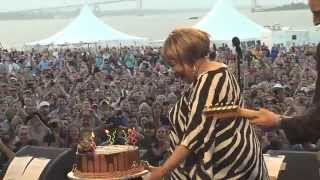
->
[64,126,80,149]
[142,126,169,166]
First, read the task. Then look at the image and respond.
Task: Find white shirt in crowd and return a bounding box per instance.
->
[8,62,20,74]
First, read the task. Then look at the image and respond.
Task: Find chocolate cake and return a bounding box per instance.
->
[72,145,145,179]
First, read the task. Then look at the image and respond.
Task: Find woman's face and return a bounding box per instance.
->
[127,81,134,90]
[166,59,185,79]
[156,127,168,142]
[19,129,29,144]
[70,127,80,139]
[156,96,166,105]
[168,59,195,82]
[81,112,91,127]
[120,79,128,89]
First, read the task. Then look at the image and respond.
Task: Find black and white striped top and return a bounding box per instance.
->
[168,66,269,180]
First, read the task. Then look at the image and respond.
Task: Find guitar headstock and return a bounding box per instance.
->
[203,104,241,119]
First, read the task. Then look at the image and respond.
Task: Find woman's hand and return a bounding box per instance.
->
[147,166,166,180]
[251,108,281,127]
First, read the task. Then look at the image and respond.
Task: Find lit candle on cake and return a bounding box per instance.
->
[91,131,97,150]
[91,131,95,139]
[105,129,112,145]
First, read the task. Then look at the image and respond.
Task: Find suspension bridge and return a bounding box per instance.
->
[252,0,308,12]
[0,0,143,19]
[0,0,310,20]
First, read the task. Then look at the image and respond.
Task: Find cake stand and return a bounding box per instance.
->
[67,170,149,180]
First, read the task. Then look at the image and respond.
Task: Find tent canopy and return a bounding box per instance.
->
[28,5,145,45]
[194,0,271,41]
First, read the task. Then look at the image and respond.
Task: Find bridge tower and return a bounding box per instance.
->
[251,0,257,12]
[137,0,143,16]
[94,4,101,14]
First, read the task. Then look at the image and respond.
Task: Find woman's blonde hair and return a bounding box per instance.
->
[162,28,210,65]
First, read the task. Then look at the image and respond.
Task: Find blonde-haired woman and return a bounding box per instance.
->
[148,28,268,180]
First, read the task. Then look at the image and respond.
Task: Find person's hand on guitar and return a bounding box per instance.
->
[204,105,282,127]
[251,108,281,127]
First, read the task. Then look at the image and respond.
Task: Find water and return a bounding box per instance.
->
[0,9,313,48]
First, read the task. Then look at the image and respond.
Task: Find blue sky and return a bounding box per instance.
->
[0,0,307,12]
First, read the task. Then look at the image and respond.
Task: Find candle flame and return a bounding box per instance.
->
[91,132,95,138]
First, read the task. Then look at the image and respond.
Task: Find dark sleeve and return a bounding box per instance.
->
[280,106,320,144]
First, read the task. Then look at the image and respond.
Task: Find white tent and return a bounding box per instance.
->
[28,5,145,45]
[194,0,271,41]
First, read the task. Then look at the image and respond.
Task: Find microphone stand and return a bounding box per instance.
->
[236,50,242,93]
[232,37,243,93]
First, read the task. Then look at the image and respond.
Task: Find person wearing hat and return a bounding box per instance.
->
[247,1,320,145]
[37,101,51,125]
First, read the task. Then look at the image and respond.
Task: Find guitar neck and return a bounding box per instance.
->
[238,108,260,119]
[204,106,261,119]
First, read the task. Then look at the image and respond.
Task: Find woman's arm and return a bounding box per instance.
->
[148,145,190,179]
[161,145,189,171]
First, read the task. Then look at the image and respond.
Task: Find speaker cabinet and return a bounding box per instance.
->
[267,150,320,180]
[5,146,74,180]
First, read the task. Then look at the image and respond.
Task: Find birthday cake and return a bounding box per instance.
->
[71,129,146,179]
[73,145,145,179]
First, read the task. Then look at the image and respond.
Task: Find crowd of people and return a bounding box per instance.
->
[0,42,318,175]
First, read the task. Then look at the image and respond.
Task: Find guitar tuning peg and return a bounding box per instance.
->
[215,107,221,111]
